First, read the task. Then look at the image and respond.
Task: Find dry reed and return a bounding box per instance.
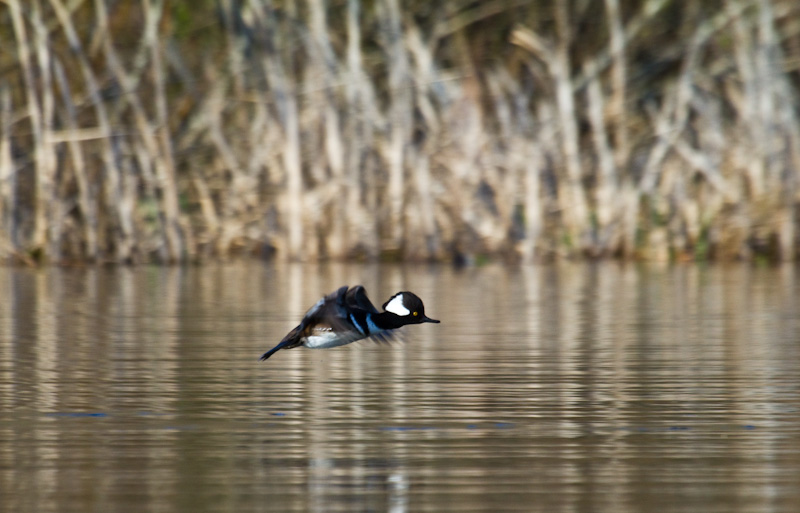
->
[0,0,798,264]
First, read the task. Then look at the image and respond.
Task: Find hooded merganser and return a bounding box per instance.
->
[259,285,440,361]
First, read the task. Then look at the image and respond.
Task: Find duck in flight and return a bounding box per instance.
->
[259,285,440,361]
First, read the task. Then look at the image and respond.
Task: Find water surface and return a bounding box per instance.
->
[1,262,799,512]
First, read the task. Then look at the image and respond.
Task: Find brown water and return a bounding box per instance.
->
[1,262,799,513]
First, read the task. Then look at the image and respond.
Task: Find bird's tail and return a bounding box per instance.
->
[259,341,290,361]
[259,326,301,361]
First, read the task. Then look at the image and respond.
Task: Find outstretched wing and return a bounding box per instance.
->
[366,329,402,345]
[344,285,380,314]
[298,285,350,329]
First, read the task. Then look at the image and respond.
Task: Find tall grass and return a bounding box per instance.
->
[0,0,798,263]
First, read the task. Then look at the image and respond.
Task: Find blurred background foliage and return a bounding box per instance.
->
[0,0,798,264]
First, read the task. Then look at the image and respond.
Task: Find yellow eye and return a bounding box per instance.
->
[413,311,418,316]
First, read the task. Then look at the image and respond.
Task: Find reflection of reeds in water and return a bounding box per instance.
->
[2,262,800,511]
[0,1,798,264]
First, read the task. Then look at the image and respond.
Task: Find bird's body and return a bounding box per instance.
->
[259,285,439,361]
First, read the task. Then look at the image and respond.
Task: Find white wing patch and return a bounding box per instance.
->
[384,294,410,316]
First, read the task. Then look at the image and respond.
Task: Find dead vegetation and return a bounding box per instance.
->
[0,0,798,264]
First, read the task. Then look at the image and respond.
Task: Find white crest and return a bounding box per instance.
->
[384,294,410,316]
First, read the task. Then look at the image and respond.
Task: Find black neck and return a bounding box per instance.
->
[373,311,407,330]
